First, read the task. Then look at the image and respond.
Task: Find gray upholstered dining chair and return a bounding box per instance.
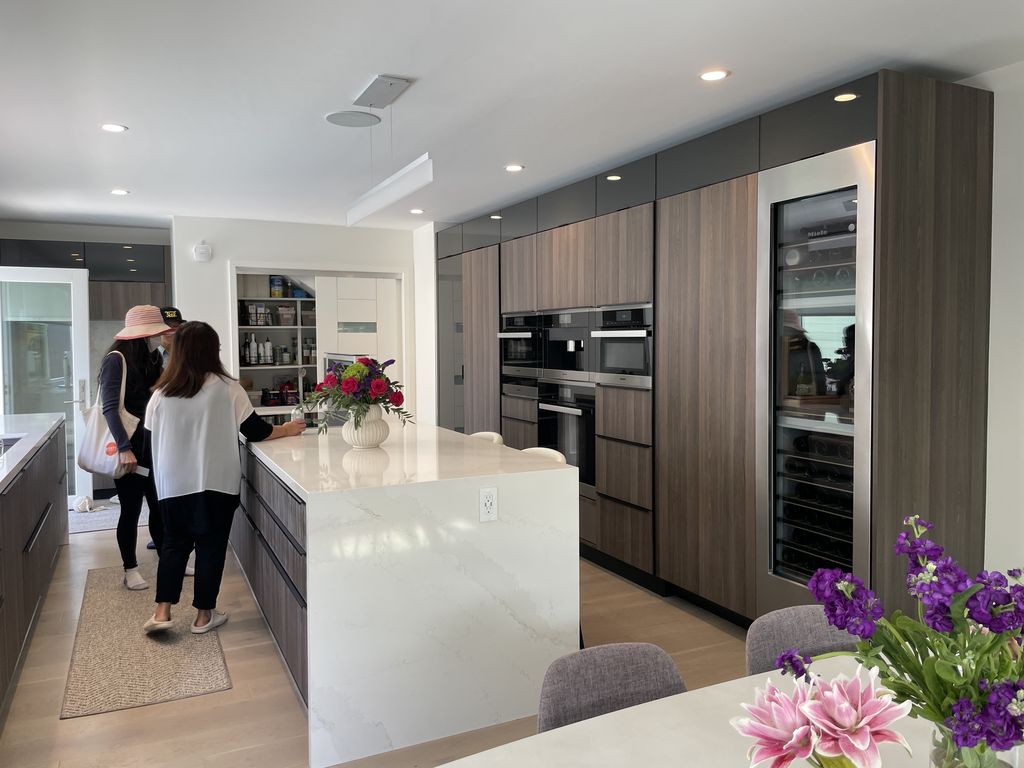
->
[745,604,858,676]
[537,643,686,732]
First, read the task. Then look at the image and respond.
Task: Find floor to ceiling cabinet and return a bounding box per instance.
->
[462,245,500,435]
[655,174,758,619]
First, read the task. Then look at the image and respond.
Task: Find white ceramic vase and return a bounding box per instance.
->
[341,404,390,450]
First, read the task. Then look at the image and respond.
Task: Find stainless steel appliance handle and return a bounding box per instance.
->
[590,330,650,338]
[538,403,583,416]
[497,332,533,339]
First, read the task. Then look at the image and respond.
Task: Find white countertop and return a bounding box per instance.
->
[0,412,64,492]
[441,656,933,767]
[247,418,569,499]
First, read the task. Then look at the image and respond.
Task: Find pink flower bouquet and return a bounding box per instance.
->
[731,666,911,768]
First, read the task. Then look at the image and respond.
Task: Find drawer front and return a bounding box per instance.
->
[598,495,654,573]
[596,386,652,445]
[246,483,306,599]
[579,495,598,546]
[249,456,306,547]
[500,417,538,451]
[596,437,652,509]
[501,395,537,423]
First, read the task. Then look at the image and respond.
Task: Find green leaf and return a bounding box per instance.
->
[935,659,967,684]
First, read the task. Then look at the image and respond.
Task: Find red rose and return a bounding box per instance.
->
[357,357,372,365]
[340,377,358,394]
[323,372,338,388]
[388,390,404,407]
[369,378,388,398]
[315,382,324,392]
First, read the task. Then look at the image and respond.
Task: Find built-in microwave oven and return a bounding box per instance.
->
[498,313,543,376]
[589,304,653,388]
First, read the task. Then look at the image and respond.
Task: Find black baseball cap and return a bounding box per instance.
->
[160,307,185,326]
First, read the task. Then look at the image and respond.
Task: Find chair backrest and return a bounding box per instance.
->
[537,643,686,733]
[469,431,504,445]
[522,446,567,464]
[745,604,858,676]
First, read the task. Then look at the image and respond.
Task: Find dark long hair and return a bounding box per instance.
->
[154,321,233,398]
[103,338,160,387]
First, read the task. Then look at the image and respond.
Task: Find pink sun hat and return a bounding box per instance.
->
[114,305,172,340]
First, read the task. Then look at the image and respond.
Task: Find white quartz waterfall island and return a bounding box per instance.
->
[233,420,580,768]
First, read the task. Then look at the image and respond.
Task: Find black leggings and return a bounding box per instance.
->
[114,471,163,570]
[156,491,238,611]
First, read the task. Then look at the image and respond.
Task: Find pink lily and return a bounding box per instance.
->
[731,680,818,768]
[800,667,912,768]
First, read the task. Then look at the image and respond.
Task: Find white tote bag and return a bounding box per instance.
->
[77,351,140,479]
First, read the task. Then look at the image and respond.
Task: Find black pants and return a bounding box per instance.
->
[114,471,163,570]
[156,491,238,610]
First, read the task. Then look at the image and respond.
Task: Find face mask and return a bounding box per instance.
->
[147,337,163,352]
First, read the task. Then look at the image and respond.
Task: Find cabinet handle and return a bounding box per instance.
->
[590,330,650,338]
[497,332,532,339]
[1,469,25,496]
[24,502,53,553]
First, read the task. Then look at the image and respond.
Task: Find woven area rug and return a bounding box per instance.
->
[69,499,150,535]
[61,563,232,718]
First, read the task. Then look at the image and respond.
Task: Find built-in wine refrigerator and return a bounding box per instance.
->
[755,142,875,615]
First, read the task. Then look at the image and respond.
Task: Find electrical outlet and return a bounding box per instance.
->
[479,487,498,522]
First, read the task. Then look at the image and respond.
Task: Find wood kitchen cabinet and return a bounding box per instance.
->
[596,437,652,510]
[89,281,168,321]
[596,386,652,446]
[499,235,537,313]
[655,174,758,618]
[536,219,595,311]
[462,245,500,434]
[594,203,654,306]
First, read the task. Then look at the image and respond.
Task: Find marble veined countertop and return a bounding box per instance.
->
[0,412,64,492]
[247,417,570,500]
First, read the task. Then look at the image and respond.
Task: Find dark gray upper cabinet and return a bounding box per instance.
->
[436,224,463,258]
[0,239,87,269]
[759,74,878,170]
[537,178,596,232]
[84,243,165,282]
[499,198,538,242]
[657,119,759,199]
[596,156,655,216]
[462,214,501,251]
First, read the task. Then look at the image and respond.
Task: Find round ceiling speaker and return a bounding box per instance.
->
[325,110,381,128]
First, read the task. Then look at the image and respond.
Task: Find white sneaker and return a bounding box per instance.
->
[123,567,148,590]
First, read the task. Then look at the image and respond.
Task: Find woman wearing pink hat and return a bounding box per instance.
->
[99,305,171,590]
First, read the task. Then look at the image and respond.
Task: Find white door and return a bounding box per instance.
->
[0,267,92,498]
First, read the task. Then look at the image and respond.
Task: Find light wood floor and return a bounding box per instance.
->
[0,532,746,768]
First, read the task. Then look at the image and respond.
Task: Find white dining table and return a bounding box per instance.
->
[441,657,935,767]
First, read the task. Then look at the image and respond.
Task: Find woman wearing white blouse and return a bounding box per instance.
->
[141,321,304,634]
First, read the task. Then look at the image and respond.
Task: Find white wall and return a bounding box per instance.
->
[961,61,1024,570]
[170,216,417,414]
[0,219,170,245]
[413,223,437,425]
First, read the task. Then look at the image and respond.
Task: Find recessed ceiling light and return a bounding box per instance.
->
[409,208,424,215]
[70,252,79,256]
[101,123,128,133]
[126,258,135,262]
[110,188,129,196]
[834,93,859,103]
[122,244,133,249]
[129,268,138,272]
[75,258,84,262]
[700,69,730,82]
[851,198,858,204]
[504,164,524,173]
[490,214,502,220]
[606,175,622,181]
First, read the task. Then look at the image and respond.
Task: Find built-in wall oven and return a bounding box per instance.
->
[498,313,543,376]
[538,378,596,498]
[589,304,653,388]
[541,311,592,381]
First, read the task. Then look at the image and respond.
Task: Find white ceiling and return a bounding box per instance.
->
[1,0,1022,232]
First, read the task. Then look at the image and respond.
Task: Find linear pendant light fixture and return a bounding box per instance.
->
[346,151,433,225]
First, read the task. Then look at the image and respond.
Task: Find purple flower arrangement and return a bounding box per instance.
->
[305,356,413,433]
[799,516,1024,766]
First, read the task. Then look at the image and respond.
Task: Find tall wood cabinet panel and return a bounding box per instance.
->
[462,245,500,434]
[594,203,654,306]
[88,281,168,321]
[536,219,595,311]
[870,71,993,615]
[656,174,758,618]
[499,235,537,313]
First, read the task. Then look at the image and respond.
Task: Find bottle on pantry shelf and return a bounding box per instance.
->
[248,334,258,366]
[282,346,291,365]
[263,338,273,365]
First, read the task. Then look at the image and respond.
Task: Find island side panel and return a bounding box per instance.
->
[304,465,579,768]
